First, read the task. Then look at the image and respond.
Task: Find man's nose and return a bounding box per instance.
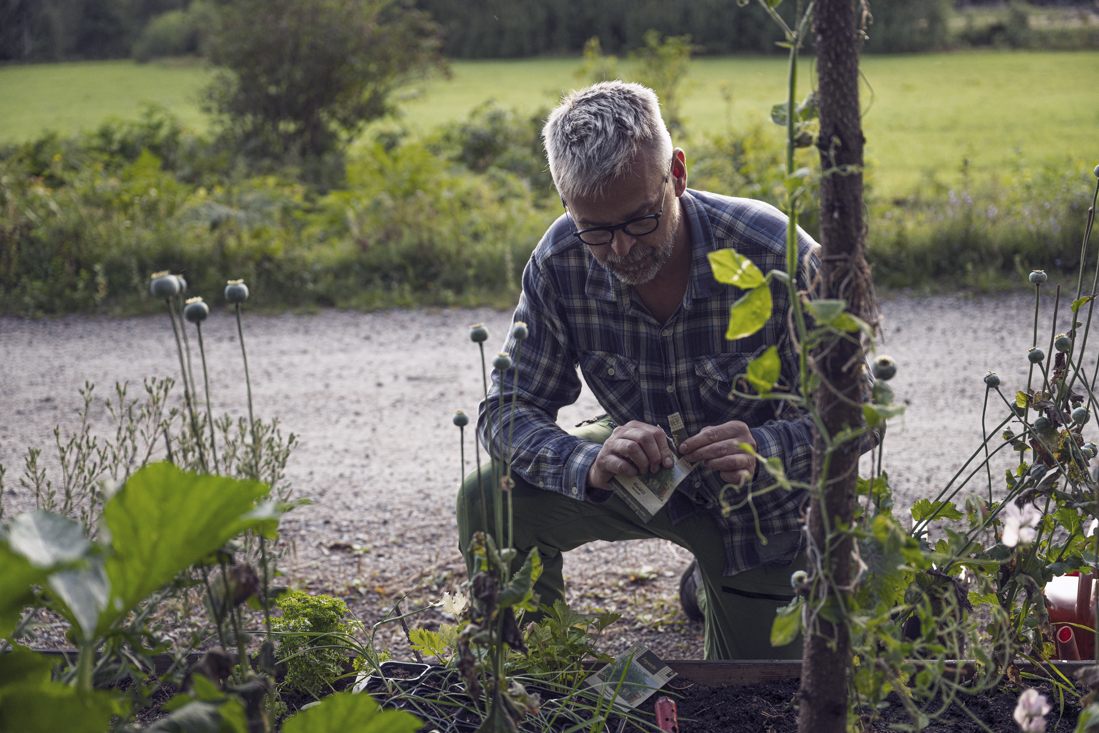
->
[610,230,636,258]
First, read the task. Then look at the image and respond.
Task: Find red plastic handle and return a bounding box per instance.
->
[655,696,679,733]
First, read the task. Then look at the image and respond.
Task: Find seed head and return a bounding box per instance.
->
[1055,334,1072,352]
[184,297,209,323]
[469,323,489,343]
[149,271,180,299]
[790,570,809,590]
[1033,416,1051,434]
[225,279,250,304]
[1029,270,1047,285]
[1073,406,1090,424]
[1094,164,1099,179]
[512,321,529,341]
[871,355,896,381]
[1028,348,1045,364]
[493,352,513,371]
[983,372,1000,388]
[1085,443,1097,459]
[452,410,469,428]
[175,274,188,293]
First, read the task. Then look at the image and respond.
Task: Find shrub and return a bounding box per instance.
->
[131,9,199,62]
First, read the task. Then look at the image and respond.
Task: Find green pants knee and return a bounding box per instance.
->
[455,417,804,660]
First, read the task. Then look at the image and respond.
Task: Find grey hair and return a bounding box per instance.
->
[543,81,673,202]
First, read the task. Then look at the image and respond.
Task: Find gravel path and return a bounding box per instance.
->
[1,291,1090,660]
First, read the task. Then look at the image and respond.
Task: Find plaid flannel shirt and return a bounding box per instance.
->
[477,189,821,576]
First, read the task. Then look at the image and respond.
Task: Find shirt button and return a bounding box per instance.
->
[661,329,671,337]
[666,384,675,393]
[694,480,701,488]
[607,368,615,375]
[571,486,578,495]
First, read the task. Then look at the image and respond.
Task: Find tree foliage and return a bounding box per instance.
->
[201,0,446,165]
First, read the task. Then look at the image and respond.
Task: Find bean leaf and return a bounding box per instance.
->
[1072,296,1093,313]
[726,285,773,341]
[911,499,964,523]
[770,598,803,647]
[746,346,781,394]
[708,249,764,289]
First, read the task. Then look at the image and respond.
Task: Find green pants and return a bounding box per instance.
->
[455,417,804,660]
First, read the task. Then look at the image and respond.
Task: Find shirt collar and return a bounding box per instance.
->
[582,190,720,307]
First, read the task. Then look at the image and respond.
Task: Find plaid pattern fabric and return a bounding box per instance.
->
[477,189,821,576]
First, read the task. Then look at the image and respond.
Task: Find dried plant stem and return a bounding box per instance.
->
[166,298,208,472]
[195,322,220,474]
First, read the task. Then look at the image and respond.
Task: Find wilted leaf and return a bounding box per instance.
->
[97,463,271,635]
[746,346,781,394]
[726,286,773,341]
[708,249,764,289]
[282,691,420,733]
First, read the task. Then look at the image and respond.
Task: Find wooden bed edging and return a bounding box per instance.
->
[23,650,1099,688]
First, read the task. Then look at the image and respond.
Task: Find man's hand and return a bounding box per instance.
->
[587,420,676,491]
[678,421,757,486]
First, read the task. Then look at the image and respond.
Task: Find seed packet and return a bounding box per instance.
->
[585,643,677,711]
[609,412,697,522]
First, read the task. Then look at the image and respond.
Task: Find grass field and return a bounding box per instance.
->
[2,50,1097,196]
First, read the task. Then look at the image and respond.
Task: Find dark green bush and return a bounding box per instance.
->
[131,6,205,62]
[863,0,951,54]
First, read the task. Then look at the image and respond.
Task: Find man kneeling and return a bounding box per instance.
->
[456,81,820,660]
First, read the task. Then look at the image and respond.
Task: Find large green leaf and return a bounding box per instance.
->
[0,545,47,639]
[7,511,89,569]
[49,561,109,641]
[725,285,773,341]
[144,699,249,733]
[0,648,122,733]
[910,499,964,523]
[708,249,764,289]
[97,463,271,635]
[282,692,421,733]
[746,346,781,394]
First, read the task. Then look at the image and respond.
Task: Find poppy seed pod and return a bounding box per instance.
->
[1085,443,1098,459]
[1033,416,1051,434]
[493,352,512,371]
[1055,334,1072,353]
[1028,348,1045,364]
[1073,406,1090,424]
[871,355,896,381]
[225,279,249,304]
[453,410,469,427]
[1029,270,1048,285]
[184,297,209,323]
[175,275,188,293]
[469,324,488,343]
[512,321,529,341]
[149,271,180,298]
[984,372,1000,388]
[1094,164,1099,178]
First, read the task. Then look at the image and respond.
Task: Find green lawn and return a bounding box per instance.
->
[2,50,1098,196]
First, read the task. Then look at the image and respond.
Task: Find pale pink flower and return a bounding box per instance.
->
[1013,688,1051,732]
[1002,501,1041,548]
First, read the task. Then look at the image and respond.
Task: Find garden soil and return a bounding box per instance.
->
[2,291,1092,664]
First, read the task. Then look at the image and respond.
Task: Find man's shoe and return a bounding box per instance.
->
[678,559,704,623]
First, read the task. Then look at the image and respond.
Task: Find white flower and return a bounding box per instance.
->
[1013,688,1050,732]
[439,591,468,617]
[1002,501,1041,548]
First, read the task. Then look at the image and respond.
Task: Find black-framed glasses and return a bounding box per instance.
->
[564,175,669,246]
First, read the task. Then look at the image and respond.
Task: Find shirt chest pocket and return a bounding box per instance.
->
[694,350,762,422]
[578,351,642,419]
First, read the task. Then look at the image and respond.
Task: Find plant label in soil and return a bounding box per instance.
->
[586,643,677,711]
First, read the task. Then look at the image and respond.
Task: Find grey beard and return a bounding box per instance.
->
[604,223,678,286]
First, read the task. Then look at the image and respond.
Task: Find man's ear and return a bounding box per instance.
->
[672,148,688,195]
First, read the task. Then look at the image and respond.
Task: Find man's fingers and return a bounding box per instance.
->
[705,452,755,474]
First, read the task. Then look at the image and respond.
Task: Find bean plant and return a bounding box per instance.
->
[736,1,1099,730]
